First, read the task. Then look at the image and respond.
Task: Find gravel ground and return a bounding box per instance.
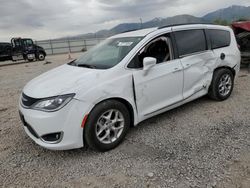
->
[0,53,250,188]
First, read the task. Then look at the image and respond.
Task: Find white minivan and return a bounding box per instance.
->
[19,24,241,151]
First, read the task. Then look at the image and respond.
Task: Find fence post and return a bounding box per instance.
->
[83,39,87,51]
[67,38,71,53]
[49,40,54,55]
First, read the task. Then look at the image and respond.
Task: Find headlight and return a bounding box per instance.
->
[32,94,75,112]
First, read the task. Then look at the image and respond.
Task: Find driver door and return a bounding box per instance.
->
[131,35,184,118]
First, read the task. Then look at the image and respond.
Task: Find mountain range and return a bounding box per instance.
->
[61,5,250,40]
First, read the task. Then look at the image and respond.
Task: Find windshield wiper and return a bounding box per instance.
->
[68,59,77,66]
[77,64,96,69]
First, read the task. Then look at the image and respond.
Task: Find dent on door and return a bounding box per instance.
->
[133,59,183,117]
[181,51,217,99]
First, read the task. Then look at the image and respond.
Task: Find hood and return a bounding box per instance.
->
[34,44,44,50]
[23,64,104,98]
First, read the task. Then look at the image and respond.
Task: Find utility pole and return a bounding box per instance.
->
[140,18,143,29]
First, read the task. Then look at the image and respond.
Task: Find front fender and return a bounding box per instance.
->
[76,73,139,125]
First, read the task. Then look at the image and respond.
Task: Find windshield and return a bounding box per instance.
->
[71,37,143,69]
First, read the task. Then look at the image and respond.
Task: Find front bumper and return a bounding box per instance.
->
[19,98,89,150]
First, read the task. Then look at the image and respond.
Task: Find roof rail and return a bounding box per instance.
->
[158,22,214,29]
[121,28,140,33]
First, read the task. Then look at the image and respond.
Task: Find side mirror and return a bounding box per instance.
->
[143,57,156,75]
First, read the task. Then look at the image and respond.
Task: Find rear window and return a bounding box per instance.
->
[208,29,231,49]
[174,30,207,57]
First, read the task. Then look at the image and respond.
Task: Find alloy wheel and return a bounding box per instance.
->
[218,73,232,96]
[95,109,125,144]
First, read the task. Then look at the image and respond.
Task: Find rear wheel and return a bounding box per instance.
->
[84,100,130,152]
[208,68,234,101]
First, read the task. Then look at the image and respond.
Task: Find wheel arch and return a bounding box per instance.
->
[36,50,46,56]
[92,97,135,127]
[214,66,236,77]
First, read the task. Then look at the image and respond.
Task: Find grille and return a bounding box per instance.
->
[21,93,40,107]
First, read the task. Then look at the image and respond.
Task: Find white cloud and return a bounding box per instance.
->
[0,0,249,41]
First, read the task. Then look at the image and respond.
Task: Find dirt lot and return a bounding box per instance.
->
[0,53,250,188]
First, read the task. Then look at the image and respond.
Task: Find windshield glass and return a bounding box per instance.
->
[72,37,143,69]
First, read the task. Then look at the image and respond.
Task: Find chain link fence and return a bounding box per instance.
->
[35,38,105,55]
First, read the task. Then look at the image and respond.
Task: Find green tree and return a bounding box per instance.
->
[234,18,249,22]
[213,19,230,26]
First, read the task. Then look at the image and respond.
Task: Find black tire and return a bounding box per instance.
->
[84,100,130,152]
[37,53,45,61]
[208,68,234,101]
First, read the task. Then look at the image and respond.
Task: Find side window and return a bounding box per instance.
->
[23,39,33,47]
[128,36,172,68]
[207,29,231,49]
[174,30,207,57]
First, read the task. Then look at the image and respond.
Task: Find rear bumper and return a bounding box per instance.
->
[19,98,89,150]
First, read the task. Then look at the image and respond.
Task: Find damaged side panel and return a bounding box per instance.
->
[180,51,216,99]
[76,72,139,125]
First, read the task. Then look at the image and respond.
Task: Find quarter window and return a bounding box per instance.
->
[174,30,207,57]
[207,29,231,49]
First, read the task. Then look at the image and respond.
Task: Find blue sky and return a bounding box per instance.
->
[0,0,249,41]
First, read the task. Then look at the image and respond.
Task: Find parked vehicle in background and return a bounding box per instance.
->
[19,24,241,152]
[0,43,12,61]
[0,38,46,62]
[232,21,250,65]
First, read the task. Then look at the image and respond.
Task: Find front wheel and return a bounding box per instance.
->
[37,53,45,61]
[84,100,130,152]
[208,68,234,101]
